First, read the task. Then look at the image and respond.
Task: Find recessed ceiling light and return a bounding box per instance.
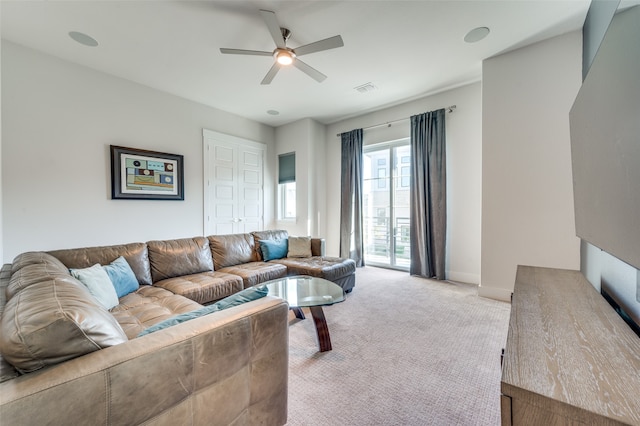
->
[69,31,99,47]
[464,27,490,43]
[267,110,280,116]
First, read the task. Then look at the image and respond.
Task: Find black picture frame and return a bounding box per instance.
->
[110,145,184,200]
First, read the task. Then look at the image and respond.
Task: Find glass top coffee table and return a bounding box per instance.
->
[263,276,345,352]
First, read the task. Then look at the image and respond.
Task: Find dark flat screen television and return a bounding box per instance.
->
[569,5,640,330]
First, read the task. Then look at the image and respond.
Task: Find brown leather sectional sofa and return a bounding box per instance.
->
[0,230,356,425]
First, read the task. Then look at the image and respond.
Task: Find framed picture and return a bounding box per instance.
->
[110,145,184,200]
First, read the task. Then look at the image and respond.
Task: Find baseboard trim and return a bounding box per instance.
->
[478,286,512,302]
[447,271,480,285]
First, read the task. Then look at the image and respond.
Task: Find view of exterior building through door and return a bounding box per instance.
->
[363,139,411,270]
[203,129,265,236]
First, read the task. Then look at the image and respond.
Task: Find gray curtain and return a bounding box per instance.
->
[410,109,446,279]
[340,129,365,267]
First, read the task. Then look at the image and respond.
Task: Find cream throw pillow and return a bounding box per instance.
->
[70,263,120,310]
[288,236,312,258]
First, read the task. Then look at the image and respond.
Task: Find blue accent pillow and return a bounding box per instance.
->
[137,285,269,337]
[103,256,139,298]
[259,239,288,261]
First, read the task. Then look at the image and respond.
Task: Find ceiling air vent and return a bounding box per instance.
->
[354,82,377,93]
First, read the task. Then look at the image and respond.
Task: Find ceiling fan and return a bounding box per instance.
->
[220,9,344,85]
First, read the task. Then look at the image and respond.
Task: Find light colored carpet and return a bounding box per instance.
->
[285,266,511,426]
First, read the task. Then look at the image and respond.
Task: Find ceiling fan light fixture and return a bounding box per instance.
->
[275,49,295,65]
[220,10,342,84]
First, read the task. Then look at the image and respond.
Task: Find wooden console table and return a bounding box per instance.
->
[501,265,640,425]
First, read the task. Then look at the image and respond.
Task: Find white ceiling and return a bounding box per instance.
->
[1,0,592,127]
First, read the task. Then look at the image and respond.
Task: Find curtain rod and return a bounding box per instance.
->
[336,105,456,137]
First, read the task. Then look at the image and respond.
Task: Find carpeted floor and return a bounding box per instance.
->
[285,266,511,426]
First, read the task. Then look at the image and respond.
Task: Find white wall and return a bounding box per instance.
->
[275,120,310,237]
[310,119,327,238]
[274,118,326,238]
[1,41,275,262]
[480,31,582,301]
[326,82,483,284]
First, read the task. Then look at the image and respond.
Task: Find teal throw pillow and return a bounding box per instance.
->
[137,285,269,337]
[103,256,139,298]
[259,238,288,261]
[70,264,120,310]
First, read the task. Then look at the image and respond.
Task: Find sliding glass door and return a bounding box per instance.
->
[363,140,411,270]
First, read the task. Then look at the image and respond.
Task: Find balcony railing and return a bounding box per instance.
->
[363,216,410,265]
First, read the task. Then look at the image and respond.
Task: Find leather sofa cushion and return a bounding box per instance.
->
[147,237,213,283]
[251,230,326,259]
[0,254,127,373]
[310,238,325,257]
[271,256,356,282]
[217,262,287,288]
[0,265,19,383]
[11,250,69,274]
[48,242,153,286]
[137,285,269,337]
[110,286,202,339]
[7,252,71,300]
[208,233,259,269]
[153,271,244,305]
[251,230,289,261]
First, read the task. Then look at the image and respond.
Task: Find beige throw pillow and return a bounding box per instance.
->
[288,236,312,258]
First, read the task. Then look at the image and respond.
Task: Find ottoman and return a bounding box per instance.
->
[271,256,357,293]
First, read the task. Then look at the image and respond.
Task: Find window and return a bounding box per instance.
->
[278,152,296,219]
[377,168,387,189]
[376,207,386,225]
[363,140,411,269]
[400,166,410,187]
[280,182,296,219]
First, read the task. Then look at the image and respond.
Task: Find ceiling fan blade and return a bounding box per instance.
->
[220,48,272,56]
[261,63,281,85]
[259,9,286,49]
[293,59,327,83]
[294,35,344,56]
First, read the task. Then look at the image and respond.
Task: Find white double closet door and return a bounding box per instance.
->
[203,129,265,235]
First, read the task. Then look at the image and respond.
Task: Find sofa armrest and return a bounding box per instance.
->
[0,265,19,383]
[311,238,326,256]
[0,297,289,426]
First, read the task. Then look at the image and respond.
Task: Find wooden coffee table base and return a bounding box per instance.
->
[291,307,332,352]
[265,277,344,354]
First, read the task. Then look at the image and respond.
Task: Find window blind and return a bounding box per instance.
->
[278,152,296,184]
